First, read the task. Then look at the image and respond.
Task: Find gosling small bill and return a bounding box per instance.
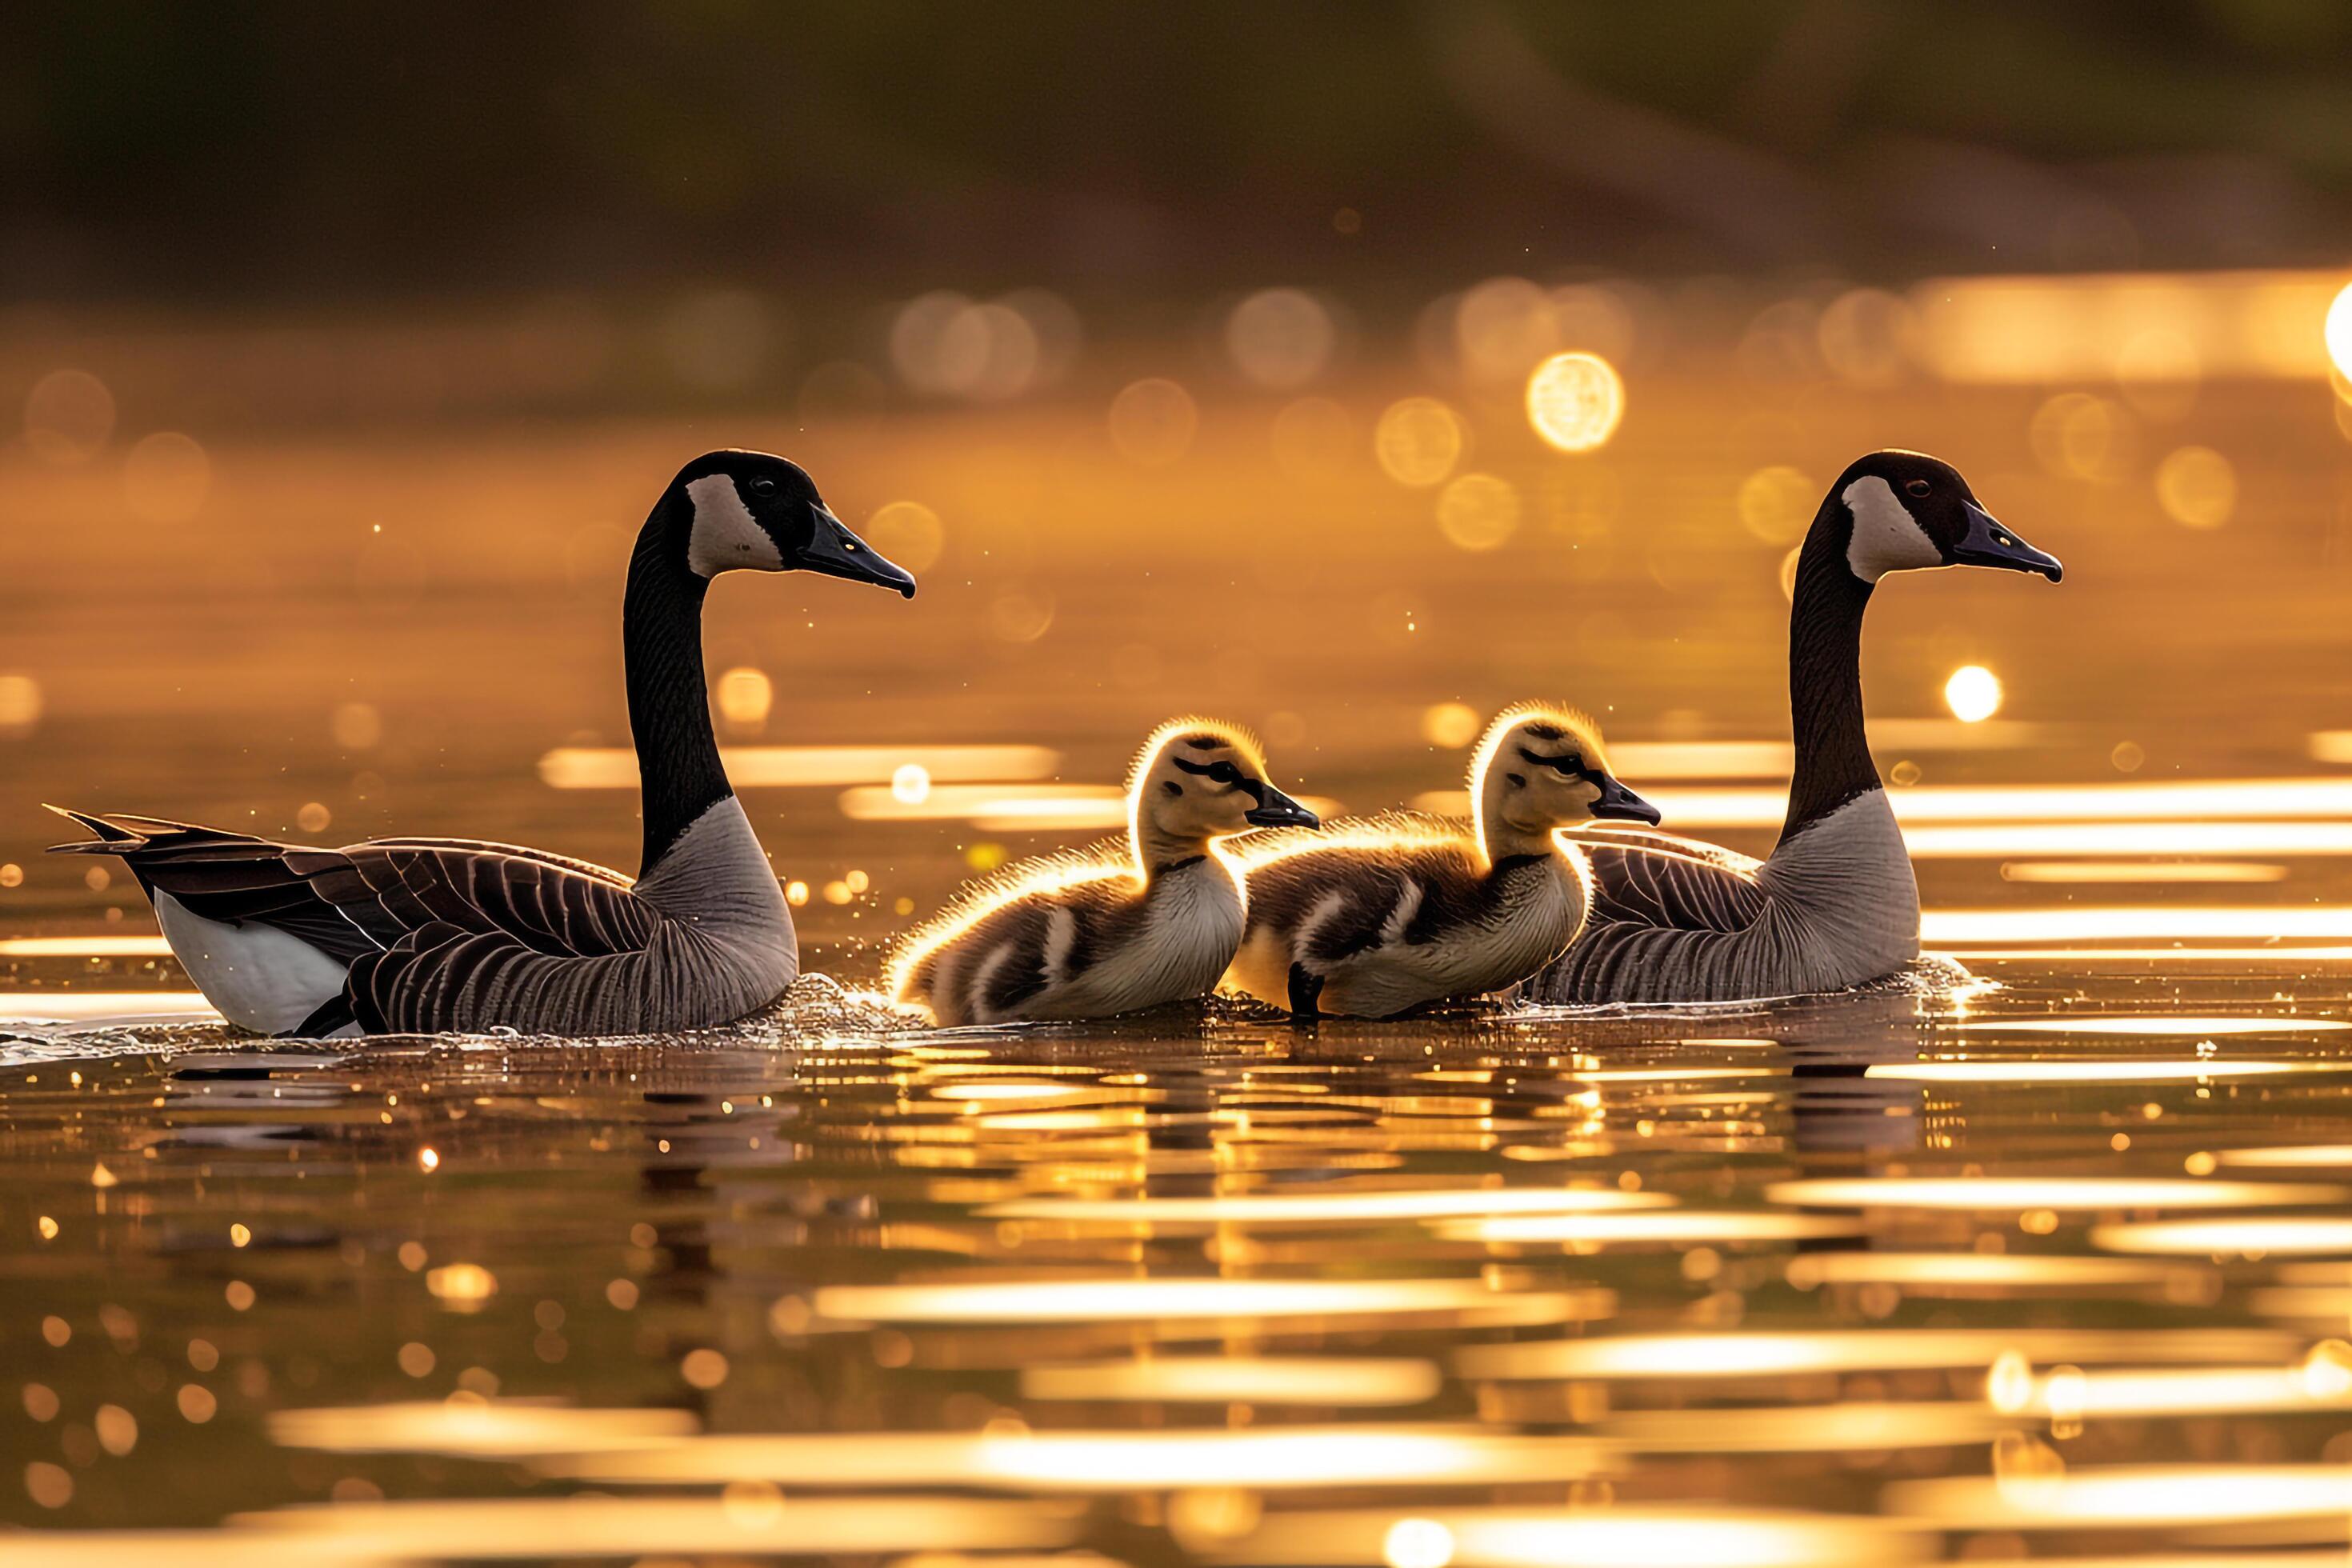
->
[1223,703,1658,1019]
[887,718,1318,1026]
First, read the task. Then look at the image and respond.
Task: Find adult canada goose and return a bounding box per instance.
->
[50,450,916,1038]
[887,718,1318,1027]
[1526,449,2061,1005]
[1223,704,1658,1019]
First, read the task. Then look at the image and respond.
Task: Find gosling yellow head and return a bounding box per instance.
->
[1471,702,1659,864]
[1128,716,1320,876]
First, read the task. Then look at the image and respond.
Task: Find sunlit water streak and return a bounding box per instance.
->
[0,935,175,957]
[978,1186,1674,1225]
[812,1277,1606,1325]
[1216,1505,1911,1567]
[2094,1218,2352,1256]
[538,742,1062,789]
[1766,1176,2341,1209]
[1439,1211,1863,1244]
[1923,906,2352,942]
[1950,1015,2350,1036]
[538,1426,1609,1490]
[0,990,216,1022]
[1865,1058,2343,1082]
[1020,1355,1444,1405]
[1457,1329,2305,1379]
[1884,1465,2352,1527]
[2216,1144,2352,1166]
[1999,860,2290,882]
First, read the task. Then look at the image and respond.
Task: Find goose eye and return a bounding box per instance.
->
[750,477,778,497]
[1905,478,1931,498]
[1210,762,1241,784]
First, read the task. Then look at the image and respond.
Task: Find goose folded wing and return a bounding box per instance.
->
[1562,828,1768,933]
[343,919,634,1034]
[92,818,656,962]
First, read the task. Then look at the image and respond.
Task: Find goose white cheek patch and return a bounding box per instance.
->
[1843,474,1943,582]
[685,474,786,577]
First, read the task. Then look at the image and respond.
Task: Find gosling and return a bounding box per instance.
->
[1223,704,1658,1019]
[887,718,1319,1026]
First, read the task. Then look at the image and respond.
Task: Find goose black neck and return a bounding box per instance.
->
[1781,508,1878,846]
[624,491,730,874]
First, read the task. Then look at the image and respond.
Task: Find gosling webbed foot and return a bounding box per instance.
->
[1286,962,1326,1024]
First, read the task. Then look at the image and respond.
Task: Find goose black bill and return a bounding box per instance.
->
[803,506,918,598]
[1954,502,2063,582]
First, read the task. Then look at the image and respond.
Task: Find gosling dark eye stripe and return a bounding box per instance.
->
[1171,755,1265,802]
[1517,746,1594,779]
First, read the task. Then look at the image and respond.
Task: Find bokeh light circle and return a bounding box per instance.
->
[1944,665,2003,724]
[1374,398,1463,487]
[2154,445,2237,529]
[1107,378,1198,466]
[1226,288,1334,390]
[1421,702,1482,749]
[1434,473,1521,552]
[1525,351,1625,453]
[2325,281,2352,383]
[1736,466,1815,545]
[864,501,946,573]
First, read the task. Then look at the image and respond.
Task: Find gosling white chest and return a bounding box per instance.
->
[1046,857,1245,1019]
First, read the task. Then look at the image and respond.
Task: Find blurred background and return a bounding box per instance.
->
[7,0,2352,978]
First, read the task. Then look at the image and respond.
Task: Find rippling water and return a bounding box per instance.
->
[12,964,2352,1563]
[11,329,2352,1558]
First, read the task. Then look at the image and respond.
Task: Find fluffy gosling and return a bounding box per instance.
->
[1223,703,1657,1018]
[888,718,1318,1026]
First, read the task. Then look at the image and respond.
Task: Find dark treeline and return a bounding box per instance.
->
[6,0,2351,305]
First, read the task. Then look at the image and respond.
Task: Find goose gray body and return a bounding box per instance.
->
[1538,792,1919,1003]
[1526,450,2061,1006]
[50,450,915,1038]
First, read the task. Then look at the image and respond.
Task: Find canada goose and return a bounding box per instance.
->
[887,718,1318,1026]
[1223,704,1658,1019]
[50,450,916,1038]
[1526,449,2062,1005]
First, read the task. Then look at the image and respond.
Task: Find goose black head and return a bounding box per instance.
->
[673,450,917,598]
[1832,450,2062,586]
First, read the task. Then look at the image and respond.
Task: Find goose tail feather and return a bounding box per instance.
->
[43,804,150,854]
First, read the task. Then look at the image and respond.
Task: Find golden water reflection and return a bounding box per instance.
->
[12,961,2352,1562]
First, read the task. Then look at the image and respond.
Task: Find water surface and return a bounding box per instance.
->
[10,317,2352,1562]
